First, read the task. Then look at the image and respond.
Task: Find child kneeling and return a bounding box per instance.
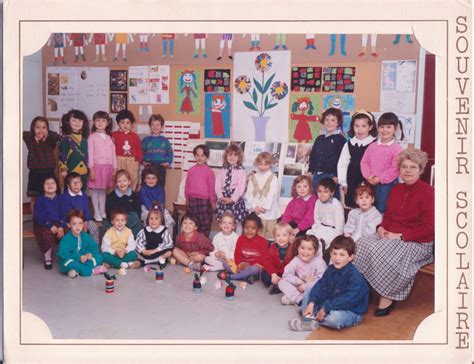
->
[288,235,369,331]
[57,209,106,278]
[101,209,141,269]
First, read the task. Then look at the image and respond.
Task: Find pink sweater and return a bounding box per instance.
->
[185,164,217,204]
[281,194,317,231]
[215,167,247,202]
[88,132,117,168]
[360,140,402,184]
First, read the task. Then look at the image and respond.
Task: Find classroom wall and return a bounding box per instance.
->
[38,33,423,209]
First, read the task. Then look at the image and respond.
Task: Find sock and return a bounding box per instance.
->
[44,248,52,262]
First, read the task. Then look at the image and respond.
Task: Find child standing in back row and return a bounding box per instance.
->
[360,112,403,213]
[141,114,173,187]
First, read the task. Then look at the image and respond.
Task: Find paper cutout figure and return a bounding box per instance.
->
[179,70,198,113]
[109,33,134,62]
[88,33,108,62]
[290,97,319,143]
[393,34,414,45]
[162,33,176,58]
[48,33,67,64]
[329,34,347,56]
[359,34,378,57]
[305,34,316,50]
[205,93,231,138]
[136,33,153,52]
[217,33,233,61]
[243,33,261,51]
[191,33,207,58]
[274,34,287,50]
[69,33,88,62]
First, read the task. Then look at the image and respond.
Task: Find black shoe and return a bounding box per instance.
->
[268,284,281,295]
[374,301,396,317]
[216,56,222,61]
[44,260,53,270]
[246,274,259,285]
[228,55,233,60]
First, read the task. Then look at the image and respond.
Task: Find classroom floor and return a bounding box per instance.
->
[22,221,434,341]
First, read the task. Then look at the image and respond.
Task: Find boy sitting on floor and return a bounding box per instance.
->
[288,235,369,331]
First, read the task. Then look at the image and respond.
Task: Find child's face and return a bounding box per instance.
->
[94,117,109,132]
[274,228,290,248]
[330,248,353,270]
[295,181,310,198]
[378,124,396,143]
[182,218,198,234]
[220,216,235,235]
[227,152,239,166]
[116,174,131,192]
[68,216,84,236]
[144,173,158,188]
[112,214,127,231]
[118,119,132,133]
[150,120,162,135]
[34,120,48,139]
[68,177,83,194]
[194,148,208,165]
[356,192,374,212]
[323,114,339,133]
[43,178,57,195]
[317,186,334,203]
[148,212,162,230]
[298,240,316,263]
[353,118,372,139]
[257,161,271,173]
[70,117,84,133]
[243,220,259,239]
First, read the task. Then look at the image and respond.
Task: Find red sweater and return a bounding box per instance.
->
[263,243,293,276]
[111,130,143,162]
[234,234,271,266]
[175,231,213,255]
[381,179,434,243]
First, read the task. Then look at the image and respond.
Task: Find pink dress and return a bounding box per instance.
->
[87,133,117,189]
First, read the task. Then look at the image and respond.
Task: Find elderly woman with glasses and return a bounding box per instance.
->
[354,148,434,317]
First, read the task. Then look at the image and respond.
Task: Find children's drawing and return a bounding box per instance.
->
[323,94,355,137]
[109,33,134,62]
[88,33,108,62]
[176,69,202,114]
[137,33,153,52]
[291,66,322,92]
[161,34,175,58]
[243,34,261,51]
[204,93,231,139]
[69,33,88,62]
[322,67,356,93]
[191,34,207,59]
[232,51,291,142]
[48,33,67,64]
[204,69,231,93]
[393,34,414,45]
[217,34,233,60]
[289,94,322,143]
[274,34,287,50]
[305,34,316,50]
[359,34,378,57]
[329,34,347,56]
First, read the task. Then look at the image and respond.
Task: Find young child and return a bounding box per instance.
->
[204,212,238,271]
[217,213,271,284]
[215,143,247,234]
[57,209,107,278]
[173,214,213,271]
[344,185,382,242]
[88,111,117,221]
[23,116,62,214]
[261,222,295,294]
[59,109,90,191]
[185,144,216,237]
[308,108,346,199]
[360,112,404,213]
[288,236,369,331]
[245,152,280,240]
[141,114,173,187]
[307,178,345,255]
[33,176,65,269]
[111,109,143,191]
[337,110,377,208]
[60,172,100,243]
[139,167,174,230]
[278,235,327,305]
[101,208,140,269]
[105,169,142,237]
[281,175,317,237]
[135,203,174,266]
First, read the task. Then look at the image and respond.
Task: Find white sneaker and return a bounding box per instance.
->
[281,295,293,305]
[120,262,129,269]
[68,269,78,278]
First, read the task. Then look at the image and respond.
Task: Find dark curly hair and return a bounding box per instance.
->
[61,109,89,138]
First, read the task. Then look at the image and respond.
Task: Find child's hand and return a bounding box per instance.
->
[50,226,58,234]
[57,227,64,239]
[142,249,151,256]
[83,221,88,231]
[89,167,95,181]
[271,273,281,285]
[161,162,170,168]
[60,170,68,179]
[237,262,249,271]
[344,232,352,237]
[292,228,300,237]
[315,308,326,322]
[332,176,339,184]
[85,253,93,260]
[303,303,315,317]
[297,284,306,293]
[220,197,233,205]
[116,249,125,259]
[377,226,388,239]
[80,255,87,263]
[342,186,348,194]
[371,176,380,185]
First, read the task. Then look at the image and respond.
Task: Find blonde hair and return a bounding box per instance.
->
[273,222,293,238]
[220,212,236,226]
[222,143,244,167]
[114,169,131,184]
[254,151,273,167]
[397,148,428,174]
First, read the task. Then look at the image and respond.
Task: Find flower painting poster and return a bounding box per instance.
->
[232,51,291,142]
[175,68,202,115]
[204,93,231,139]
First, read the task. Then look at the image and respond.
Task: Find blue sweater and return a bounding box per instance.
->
[34,194,66,228]
[308,132,346,175]
[139,184,165,210]
[308,262,369,315]
[141,135,173,164]
[60,191,92,222]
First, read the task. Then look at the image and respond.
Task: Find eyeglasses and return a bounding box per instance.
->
[400,164,420,171]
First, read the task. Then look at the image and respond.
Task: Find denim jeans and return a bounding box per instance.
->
[374,178,398,213]
[312,173,340,200]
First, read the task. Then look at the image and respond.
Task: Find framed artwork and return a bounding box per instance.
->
[110,70,128,91]
[110,92,127,113]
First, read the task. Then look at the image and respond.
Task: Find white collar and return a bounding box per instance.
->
[146,225,165,233]
[298,194,312,201]
[324,129,342,137]
[115,188,132,197]
[377,138,395,146]
[68,190,83,197]
[350,135,375,146]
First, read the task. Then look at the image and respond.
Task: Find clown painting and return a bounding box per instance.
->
[204,93,231,138]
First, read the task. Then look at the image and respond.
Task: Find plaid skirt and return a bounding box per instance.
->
[216,197,246,223]
[354,234,433,301]
[33,224,59,254]
[187,197,213,237]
